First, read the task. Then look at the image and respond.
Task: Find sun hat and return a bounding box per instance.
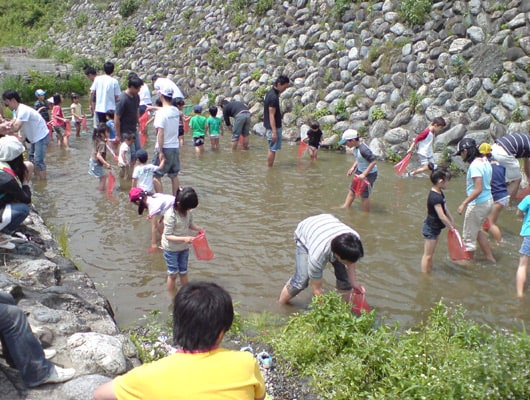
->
[35,89,46,97]
[338,129,359,145]
[478,142,492,155]
[0,135,25,162]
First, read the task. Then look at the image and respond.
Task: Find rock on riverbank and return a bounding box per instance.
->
[0,208,136,400]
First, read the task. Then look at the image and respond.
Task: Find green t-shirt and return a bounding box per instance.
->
[207,116,222,136]
[190,115,207,138]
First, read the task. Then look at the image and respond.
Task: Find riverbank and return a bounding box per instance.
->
[0,208,137,399]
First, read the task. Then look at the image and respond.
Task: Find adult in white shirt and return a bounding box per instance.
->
[138,80,152,117]
[1,90,50,180]
[152,75,184,102]
[90,62,121,124]
[152,87,180,196]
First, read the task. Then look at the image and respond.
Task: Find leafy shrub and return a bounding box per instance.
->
[250,69,261,81]
[334,99,348,120]
[270,294,530,399]
[370,107,385,121]
[111,25,137,53]
[332,0,358,19]
[119,0,140,18]
[255,0,274,16]
[398,0,432,26]
[182,9,193,22]
[254,86,268,102]
[74,13,88,28]
[511,105,524,123]
[408,89,423,114]
[53,49,72,64]
[314,108,330,119]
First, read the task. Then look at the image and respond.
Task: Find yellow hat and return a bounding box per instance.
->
[478,142,492,155]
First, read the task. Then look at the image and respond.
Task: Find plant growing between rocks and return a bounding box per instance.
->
[111,25,137,54]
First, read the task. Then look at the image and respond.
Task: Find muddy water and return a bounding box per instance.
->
[31,121,530,329]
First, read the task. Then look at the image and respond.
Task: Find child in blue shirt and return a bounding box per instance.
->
[516,194,530,297]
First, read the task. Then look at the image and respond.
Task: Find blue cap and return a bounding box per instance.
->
[35,89,46,97]
[193,105,203,113]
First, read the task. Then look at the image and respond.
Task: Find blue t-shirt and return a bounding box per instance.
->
[518,195,530,236]
[106,120,116,140]
[466,157,492,205]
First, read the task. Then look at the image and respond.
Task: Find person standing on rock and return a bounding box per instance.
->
[491,133,530,203]
[1,89,50,180]
[220,99,251,151]
[90,62,121,125]
[94,281,266,400]
[278,214,365,305]
[0,291,75,387]
[264,75,290,167]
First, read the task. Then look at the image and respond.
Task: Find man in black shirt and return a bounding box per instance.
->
[263,75,290,167]
[220,99,251,151]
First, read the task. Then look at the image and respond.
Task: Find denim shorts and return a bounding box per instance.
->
[88,158,106,178]
[266,128,282,152]
[231,112,251,141]
[520,237,530,256]
[164,249,189,275]
[53,125,66,139]
[422,221,442,240]
[154,148,180,179]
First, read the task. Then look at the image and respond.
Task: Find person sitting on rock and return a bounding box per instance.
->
[0,291,75,387]
[94,281,266,400]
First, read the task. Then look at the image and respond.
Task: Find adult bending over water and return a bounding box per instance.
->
[279,214,365,305]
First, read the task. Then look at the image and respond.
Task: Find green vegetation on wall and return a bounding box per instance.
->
[398,0,432,26]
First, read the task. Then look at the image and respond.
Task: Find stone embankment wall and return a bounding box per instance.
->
[49,0,530,161]
[0,211,136,400]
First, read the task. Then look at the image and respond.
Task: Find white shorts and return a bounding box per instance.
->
[491,143,521,182]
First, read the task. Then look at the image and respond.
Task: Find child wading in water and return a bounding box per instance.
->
[52,93,69,148]
[306,121,323,160]
[88,124,111,191]
[162,187,202,297]
[421,164,455,273]
[516,194,530,297]
[206,106,223,151]
[406,117,446,176]
[70,93,83,138]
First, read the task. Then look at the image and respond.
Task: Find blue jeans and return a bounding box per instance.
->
[29,134,50,172]
[0,292,53,387]
[286,241,351,297]
[1,203,30,235]
[163,249,189,275]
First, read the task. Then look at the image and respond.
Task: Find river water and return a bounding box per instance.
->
[30,118,530,330]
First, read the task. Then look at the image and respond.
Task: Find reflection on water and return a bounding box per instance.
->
[32,127,530,329]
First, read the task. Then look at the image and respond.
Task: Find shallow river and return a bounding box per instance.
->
[31,124,530,330]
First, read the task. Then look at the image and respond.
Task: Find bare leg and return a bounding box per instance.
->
[517,255,529,297]
[487,203,504,243]
[410,164,429,176]
[153,177,163,193]
[171,176,180,197]
[179,274,189,286]
[278,285,294,304]
[231,139,238,151]
[98,176,107,191]
[242,135,250,150]
[421,238,438,273]
[361,197,371,212]
[166,275,177,298]
[267,150,276,167]
[340,190,355,209]
[507,179,522,204]
[477,230,496,263]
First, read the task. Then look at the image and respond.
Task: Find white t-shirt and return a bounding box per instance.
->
[132,164,158,193]
[91,74,121,114]
[146,193,175,217]
[154,78,184,99]
[15,103,49,143]
[139,84,152,106]
[154,106,180,149]
[118,142,131,166]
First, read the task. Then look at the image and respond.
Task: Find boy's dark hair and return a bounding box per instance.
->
[151,74,159,83]
[2,89,21,103]
[136,149,148,163]
[173,97,185,106]
[310,121,320,129]
[330,233,364,263]
[432,117,446,127]
[84,66,96,77]
[71,92,79,99]
[172,282,234,350]
[220,99,229,107]
[53,93,61,105]
[155,98,163,107]
[428,163,451,184]
[106,109,115,119]
[274,75,290,86]
[174,187,199,212]
[209,106,218,117]
[128,76,143,89]
[103,61,114,75]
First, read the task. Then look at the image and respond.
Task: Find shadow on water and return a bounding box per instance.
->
[32,125,530,330]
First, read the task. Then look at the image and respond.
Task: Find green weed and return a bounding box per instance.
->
[119,0,140,18]
[399,0,432,26]
[111,25,137,54]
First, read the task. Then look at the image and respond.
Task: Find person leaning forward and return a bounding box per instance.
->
[279,213,365,305]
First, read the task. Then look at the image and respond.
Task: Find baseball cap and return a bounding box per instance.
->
[159,87,173,98]
[129,188,148,214]
[35,89,46,97]
[194,105,203,113]
[478,142,492,155]
[338,129,359,145]
[454,138,477,156]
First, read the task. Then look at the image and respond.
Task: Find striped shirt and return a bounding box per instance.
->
[294,214,360,280]
[496,133,530,158]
